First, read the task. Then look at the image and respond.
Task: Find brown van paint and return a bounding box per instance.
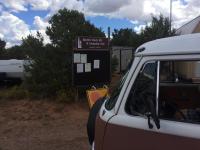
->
[94,115,107,150]
[101,122,200,150]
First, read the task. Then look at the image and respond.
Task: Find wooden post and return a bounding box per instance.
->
[75,88,79,102]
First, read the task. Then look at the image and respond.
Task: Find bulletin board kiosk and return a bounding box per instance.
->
[72,36,111,87]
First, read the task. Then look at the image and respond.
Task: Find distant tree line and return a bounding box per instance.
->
[111,15,176,48]
[0,9,176,99]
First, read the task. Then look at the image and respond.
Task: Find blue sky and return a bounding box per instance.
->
[0,0,199,47]
[87,16,134,33]
[13,9,48,28]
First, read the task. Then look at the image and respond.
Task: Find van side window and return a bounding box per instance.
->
[159,61,200,124]
[126,62,157,116]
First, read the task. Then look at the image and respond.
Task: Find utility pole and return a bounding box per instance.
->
[169,0,172,34]
[108,27,111,42]
[108,26,112,82]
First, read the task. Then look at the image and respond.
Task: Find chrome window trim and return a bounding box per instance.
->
[156,61,160,115]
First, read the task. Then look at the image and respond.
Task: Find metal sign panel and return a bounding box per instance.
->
[72,50,111,87]
[73,36,110,87]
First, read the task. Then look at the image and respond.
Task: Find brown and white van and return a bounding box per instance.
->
[88,33,200,150]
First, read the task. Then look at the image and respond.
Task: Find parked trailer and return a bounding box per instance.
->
[0,59,25,81]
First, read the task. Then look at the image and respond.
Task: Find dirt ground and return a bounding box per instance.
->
[0,73,122,150]
[0,100,90,150]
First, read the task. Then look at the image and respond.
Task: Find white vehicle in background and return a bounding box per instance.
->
[0,59,26,82]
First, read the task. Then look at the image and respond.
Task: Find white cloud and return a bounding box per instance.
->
[0,12,30,47]
[134,24,146,34]
[33,16,50,44]
[2,0,200,29]
[1,0,200,28]
[1,0,27,12]
[0,12,50,48]
[82,0,200,32]
[85,0,200,32]
[85,0,131,13]
[33,16,49,30]
[172,0,200,28]
[130,20,139,25]
[110,0,145,20]
[1,0,51,11]
[29,0,51,10]
[47,0,84,17]
[0,33,4,39]
[1,0,200,46]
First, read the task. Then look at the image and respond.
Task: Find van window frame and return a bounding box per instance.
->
[158,59,200,124]
[124,60,160,118]
[116,55,200,131]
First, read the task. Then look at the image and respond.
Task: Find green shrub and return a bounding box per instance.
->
[0,86,29,100]
[24,45,71,98]
[55,89,75,103]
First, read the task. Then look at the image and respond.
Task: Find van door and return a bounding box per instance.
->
[101,59,200,150]
[102,61,161,150]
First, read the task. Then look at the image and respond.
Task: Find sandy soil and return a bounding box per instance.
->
[0,100,90,150]
[0,73,122,150]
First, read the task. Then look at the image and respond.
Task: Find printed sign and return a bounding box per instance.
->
[76,37,109,50]
[74,53,80,63]
[94,60,100,69]
[81,54,87,63]
[77,64,84,73]
[85,63,91,72]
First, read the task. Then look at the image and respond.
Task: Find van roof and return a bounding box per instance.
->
[135,33,200,56]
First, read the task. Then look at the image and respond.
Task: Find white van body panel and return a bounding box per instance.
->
[136,33,200,56]
[0,59,25,80]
